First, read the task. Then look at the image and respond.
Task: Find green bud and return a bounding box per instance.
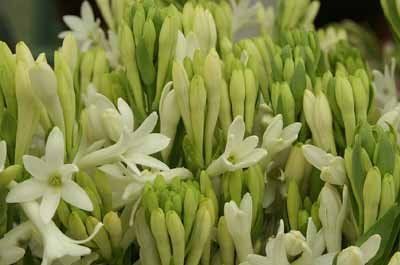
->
[166,211,185,265]
[279,83,296,126]
[244,68,257,134]
[379,174,396,218]
[86,216,112,260]
[133,6,146,44]
[217,217,235,265]
[0,42,17,118]
[135,207,162,265]
[219,80,232,135]
[151,208,172,265]
[350,76,368,123]
[80,49,96,93]
[103,211,122,249]
[0,165,22,187]
[285,144,307,186]
[119,22,146,118]
[363,167,381,232]
[311,202,321,229]
[96,0,115,30]
[57,200,71,228]
[298,210,309,235]
[283,58,295,81]
[389,252,400,265]
[335,77,356,145]
[203,50,222,165]
[68,211,96,248]
[189,75,207,164]
[92,49,110,89]
[183,186,199,242]
[200,171,219,222]
[373,130,395,176]
[143,188,160,217]
[143,18,157,60]
[229,170,243,205]
[93,170,113,214]
[287,180,302,230]
[155,16,179,109]
[186,205,212,265]
[229,69,246,118]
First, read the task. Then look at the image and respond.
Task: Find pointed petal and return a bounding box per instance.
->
[128,134,170,155]
[263,114,283,144]
[132,112,158,138]
[0,247,25,264]
[360,234,381,263]
[281,122,302,143]
[61,181,93,211]
[314,253,336,265]
[122,182,143,200]
[40,189,61,223]
[226,116,246,153]
[302,144,331,170]
[118,98,134,132]
[81,1,95,23]
[240,193,253,221]
[45,127,65,168]
[125,153,169,171]
[234,135,259,160]
[6,179,46,203]
[235,148,267,169]
[63,16,85,32]
[59,164,79,181]
[23,155,52,180]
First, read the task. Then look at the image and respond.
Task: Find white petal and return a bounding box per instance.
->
[128,134,170,155]
[99,163,125,179]
[235,148,267,169]
[0,141,7,171]
[246,254,273,265]
[23,155,52,180]
[118,98,134,132]
[40,189,61,223]
[263,114,283,145]
[0,247,25,264]
[6,179,46,203]
[240,193,253,221]
[45,127,65,168]
[281,122,302,143]
[302,144,331,170]
[125,153,169,171]
[59,164,79,181]
[63,16,85,32]
[314,253,336,265]
[162,168,193,182]
[226,116,246,153]
[360,234,381,263]
[122,182,143,200]
[185,32,200,59]
[132,112,158,139]
[234,135,259,160]
[61,181,93,211]
[175,31,187,63]
[81,1,95,23]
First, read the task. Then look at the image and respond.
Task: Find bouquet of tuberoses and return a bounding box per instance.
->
[3,0,400,264]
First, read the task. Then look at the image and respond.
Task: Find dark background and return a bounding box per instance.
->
[0,0,389,57]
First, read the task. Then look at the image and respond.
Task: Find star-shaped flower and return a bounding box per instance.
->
[206,116,267,177]
[6,127,93,223]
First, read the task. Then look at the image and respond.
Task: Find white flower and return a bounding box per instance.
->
[336,234,381,265]
[318,27,348,52]
[59,1,105,51]
[377,104,400,132]
[319,184,349,253]
[77,110,170,173]
[0,222,33,265]
[302,144,347,185]
[224,193,254,263]
[206,116,267,177]
[262,114,301,164]
[373,58,397,111]
[6,127,93,223]
[19,199,102,265]
[230,0,265,41]
[175,31,200,63]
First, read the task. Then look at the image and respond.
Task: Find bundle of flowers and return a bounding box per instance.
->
[1,0,400,264]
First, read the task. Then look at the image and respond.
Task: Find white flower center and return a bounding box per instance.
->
[48,173,62,187]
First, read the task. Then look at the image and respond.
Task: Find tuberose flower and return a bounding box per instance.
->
[6,127,93,223]
[206,116,267,177]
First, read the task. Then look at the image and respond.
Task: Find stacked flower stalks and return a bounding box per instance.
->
[2,0,400,264]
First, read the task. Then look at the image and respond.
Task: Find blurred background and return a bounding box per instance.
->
[0,0,389,59]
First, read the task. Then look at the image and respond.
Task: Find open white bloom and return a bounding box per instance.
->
[318,27,348,52]
[336,234,381,265]
[59,1,105,51]
[231,0,265,41]
[7,127,93,223]
[319,184,349,253]
[0,222,33,265]
[225,193,254,263]
[377,104,400,133]
[206,116,267,177]
[262,114,301,160]
[373,58,397,111]
[19,199,102,265]
[175,31,200,63]
[302,144,347,185]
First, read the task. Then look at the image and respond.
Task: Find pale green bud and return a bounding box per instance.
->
[229,69,246,118]
[166,211,185,265]
[280,83,296,126]
[151,208,172,265]
[379,174,396,218]
[133,6,145,45]
[335,77,356,145]
[287,180,302,230]
[389,252,400,265]
[0,42,17,118]
[92,49,109,89]
[60,33,78,73]
[244,68,257,134]
[68,211,96,248]
[285,144,307,185]
[103,211,122,249]
[219,80,232,135]
[363,167,381,232]
[183,186,199,242]
[283,58,295,81]
[350,76,368,123]
[217,217,234,265]
[80,49,96,93]
[0,165,22,187]
[86,216,112,260]
[96,0,115,30]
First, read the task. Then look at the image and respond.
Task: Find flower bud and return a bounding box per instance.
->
[86,216,112,260]
[103,211,122,249]
[229,69,246,118]
[151,208,172,265]
[363,167,381,232]
[379,173,396,218]
[287,180,302,230]
[166,211,185,265]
